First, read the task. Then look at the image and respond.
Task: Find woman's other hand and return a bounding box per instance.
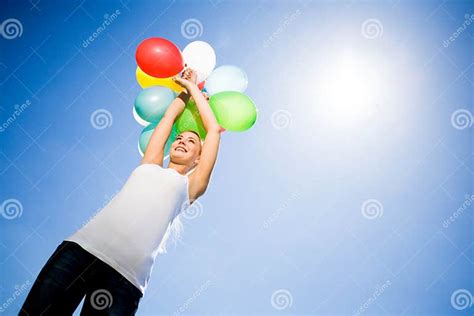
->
[172,67,198,89]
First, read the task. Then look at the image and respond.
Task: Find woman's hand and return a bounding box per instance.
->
[172,67,198,90]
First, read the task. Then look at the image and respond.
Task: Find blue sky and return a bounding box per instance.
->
[0,0,473,315]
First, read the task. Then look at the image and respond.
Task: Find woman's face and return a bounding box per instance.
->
[170,131,201,165]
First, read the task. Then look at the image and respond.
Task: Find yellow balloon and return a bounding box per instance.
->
[136,67,184,93]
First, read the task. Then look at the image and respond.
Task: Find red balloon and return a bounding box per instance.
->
[136,37,184,78]
[198,80,205,90]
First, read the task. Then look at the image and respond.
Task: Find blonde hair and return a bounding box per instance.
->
[157,165,198,254]
[157,213,184,254]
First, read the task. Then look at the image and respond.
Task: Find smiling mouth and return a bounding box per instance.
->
[176,146,187,153]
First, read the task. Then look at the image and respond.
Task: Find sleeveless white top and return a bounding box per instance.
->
[64,163,191,295]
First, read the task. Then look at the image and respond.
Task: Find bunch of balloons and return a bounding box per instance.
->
[133,37,257,158]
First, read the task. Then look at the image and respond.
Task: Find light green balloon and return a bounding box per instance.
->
[134,86,176,123]
[209,91,257,131]
[139,122,179,157]
[176,99,207,139]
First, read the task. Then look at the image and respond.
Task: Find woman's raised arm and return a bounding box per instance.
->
[172,69,222,200]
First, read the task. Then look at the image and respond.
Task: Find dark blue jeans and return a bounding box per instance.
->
[19,240,143,315]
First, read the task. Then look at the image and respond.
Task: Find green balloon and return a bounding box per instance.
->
[209,91,257,131]
[139,122,179,157]
[176,99,207,139]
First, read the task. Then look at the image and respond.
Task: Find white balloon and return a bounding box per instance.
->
[182,41,216,83]
[133,105,150,127]
[138,140,144,157]
[205,65,248,95]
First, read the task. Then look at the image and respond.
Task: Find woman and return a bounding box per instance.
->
[20,68,222,315]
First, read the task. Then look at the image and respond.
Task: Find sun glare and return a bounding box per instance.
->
[316,52,382,127]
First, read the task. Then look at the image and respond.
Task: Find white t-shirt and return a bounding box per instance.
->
[65,163,192,295]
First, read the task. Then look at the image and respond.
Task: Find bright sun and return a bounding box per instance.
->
[316,52,382,127]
